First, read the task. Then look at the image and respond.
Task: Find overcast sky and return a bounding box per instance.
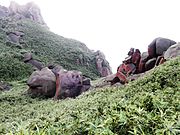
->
[0,0,180,73]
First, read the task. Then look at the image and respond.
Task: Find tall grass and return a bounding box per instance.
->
[0,57,179,134]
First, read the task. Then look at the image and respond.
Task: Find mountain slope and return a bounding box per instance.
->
[0,57,179,134]
[0,2,112,81]
[0,17,110,80]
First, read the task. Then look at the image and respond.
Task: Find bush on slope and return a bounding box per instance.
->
[0,57,179,134]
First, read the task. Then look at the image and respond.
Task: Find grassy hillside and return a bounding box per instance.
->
[0,17,99,81]
[0,57,179,134]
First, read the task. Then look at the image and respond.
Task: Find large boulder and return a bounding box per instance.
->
[27,67,56,97]
[155,37,176,56]
[54,70,91,99]
[148,37,176,57]
[164,42,180,60]
[27,67,91,99]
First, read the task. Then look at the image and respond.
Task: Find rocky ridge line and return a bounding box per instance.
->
[0,1,46,25]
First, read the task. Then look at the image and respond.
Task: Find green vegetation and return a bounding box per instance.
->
[0,18,99,81]
[0,57,179,134]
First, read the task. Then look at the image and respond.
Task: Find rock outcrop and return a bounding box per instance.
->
[0,2,112,81]
[6,31,24,44]
[164,42,180,59]
[0,1,46,26]
[94,51,112,77]
[148,37,176,58]
[0,5,9,17]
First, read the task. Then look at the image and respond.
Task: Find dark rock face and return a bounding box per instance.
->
[155,38,176,56]
[148,37,176,58]
[138,38,176,73]
[0,1,46,26]
[94,51,112,77]
[81,78,91,92]
[145,58,157,71]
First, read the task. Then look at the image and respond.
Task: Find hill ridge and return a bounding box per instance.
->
[0,2,112,80]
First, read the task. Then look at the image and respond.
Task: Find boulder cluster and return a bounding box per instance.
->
[110,37,180,85]
[1,3,179,100]
[24,53,91,99]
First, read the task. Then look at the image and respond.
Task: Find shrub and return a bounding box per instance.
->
[0,57,179,134]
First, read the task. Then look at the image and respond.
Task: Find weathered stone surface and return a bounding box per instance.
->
[9,1,46,25]
[148,37,176,57]
[92,74,116,88]
[164,42,180,59]
[7,33,20,43]
[0,1,46,26]
[6,31,25,44]
[101,67,111,77]
[156,38,176,56]
[141,52,149,62]
[27,67,91,99]
[81,78,91,92]
[94,50,112,77]
[54,70,91,99]
[0,5,9,17]
[27,67,56,97]
[23,52,33,62]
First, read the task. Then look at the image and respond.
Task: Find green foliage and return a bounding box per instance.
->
[0,51,33,81]
[0,34,33,81]
[0,18,99,81]
[0,57,179,134]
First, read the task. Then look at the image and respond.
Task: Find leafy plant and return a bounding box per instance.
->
[0,57,179,134]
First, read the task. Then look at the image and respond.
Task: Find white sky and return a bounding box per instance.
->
[1,0,180,73]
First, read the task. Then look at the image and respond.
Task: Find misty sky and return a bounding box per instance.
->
[1,0,180,73]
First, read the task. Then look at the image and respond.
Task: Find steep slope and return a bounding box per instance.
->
[0,2,111,81]
[0,57,179,134]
